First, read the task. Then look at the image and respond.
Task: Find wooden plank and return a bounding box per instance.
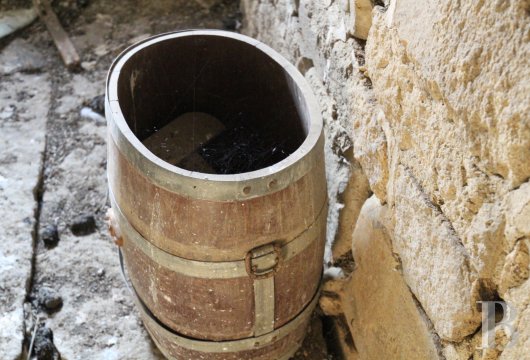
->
[34,0,80,70]
[142,112,225,167]
[178,152,217,173]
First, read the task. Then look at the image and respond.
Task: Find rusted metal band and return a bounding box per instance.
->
[253,277,275,336]
[106,111,324,201]
[105,30,324,201]
[110,190,327,279]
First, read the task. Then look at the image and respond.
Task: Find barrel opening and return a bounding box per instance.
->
[116,34,310,175]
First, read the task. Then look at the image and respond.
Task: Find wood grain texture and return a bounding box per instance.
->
[122,239,255,340]
[119,199,325,340]
[108,137,327,262]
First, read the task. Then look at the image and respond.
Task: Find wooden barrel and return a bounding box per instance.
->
[106,30,326,360]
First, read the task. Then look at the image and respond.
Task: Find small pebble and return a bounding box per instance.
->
[87,94,105,115]
[222,16,241,31]
[33,325,61,360]
[70,214,96,236]
[38,287,63,311]
[41,225,59,247]
[81,61,96,71]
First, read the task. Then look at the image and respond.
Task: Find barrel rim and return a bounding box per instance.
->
[106,29,324,200]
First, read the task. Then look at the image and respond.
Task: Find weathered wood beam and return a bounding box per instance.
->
[34,0,80,70]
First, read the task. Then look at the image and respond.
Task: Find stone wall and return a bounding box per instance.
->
[241,1,530,359]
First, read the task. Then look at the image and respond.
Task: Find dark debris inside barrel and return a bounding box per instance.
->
[198,120,290,174]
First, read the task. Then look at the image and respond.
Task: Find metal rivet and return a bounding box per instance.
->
[268,179,277,189]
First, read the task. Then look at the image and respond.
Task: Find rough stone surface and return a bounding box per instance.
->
[379,0,530,189]
[498,270,530,360]
[332,153,371,261]
[0,72,49,360]
[70,213,97,236]
[37,286,63,311]
[365,0,530,351]
[349,0,373,40]
[347,195,442,359]
[32,325,60,360]
[389,165,480,341]
[40,224,60,248]
[243,0,529,358]
[0,38,46,75]
[499,240,530,295]
[504,182,530,248]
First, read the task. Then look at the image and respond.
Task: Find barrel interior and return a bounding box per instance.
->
[116,34,310,174]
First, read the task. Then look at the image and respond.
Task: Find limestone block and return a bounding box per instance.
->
[389,165,481,341]
[332,155,371,261]
[498,181,530,294]
[365,0,530,251]
[504,182,530,248]
[499,239,530,296]
[346,0,373,40]
[353,109,389,202]
[497,301,530,359]
[463,201,507,281]
[442,328,511,360]
[442,338,475,360]
[498,270,530,360]
[385,0,530,188]
[346,195,441,359]
[366,12,498,240]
